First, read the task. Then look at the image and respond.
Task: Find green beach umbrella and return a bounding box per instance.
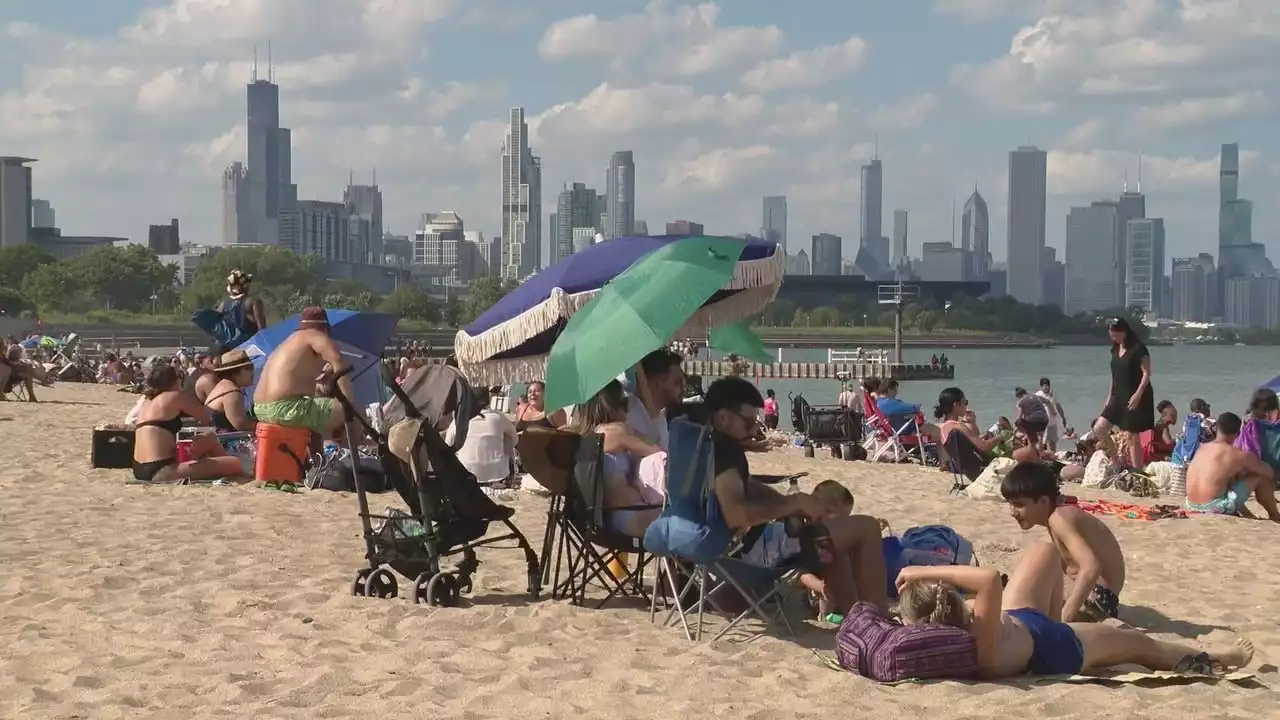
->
[708,321,772,364]
[544,235,745,410]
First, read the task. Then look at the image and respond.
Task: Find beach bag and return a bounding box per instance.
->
[900,525,975,567]
[835,602,979,682]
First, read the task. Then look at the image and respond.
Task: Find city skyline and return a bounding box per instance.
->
[0,1,1276,264]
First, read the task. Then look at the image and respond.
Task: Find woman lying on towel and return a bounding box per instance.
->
[896,540,1252,678]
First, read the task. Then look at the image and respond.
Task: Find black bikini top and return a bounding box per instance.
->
[136,413,188,435]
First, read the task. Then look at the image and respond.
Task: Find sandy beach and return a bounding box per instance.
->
[2,384,1277,719]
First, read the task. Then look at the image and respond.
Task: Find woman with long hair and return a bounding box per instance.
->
[132,365,247,484]
[1093,317,1154,469]
[934,387,1002,454]
[566,380,663,537]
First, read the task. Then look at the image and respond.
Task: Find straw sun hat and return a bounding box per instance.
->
[217,349,254,372]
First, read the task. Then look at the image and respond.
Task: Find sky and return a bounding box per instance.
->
[1,0,1277,268]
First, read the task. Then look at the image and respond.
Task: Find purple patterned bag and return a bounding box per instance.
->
[835,602,979,682]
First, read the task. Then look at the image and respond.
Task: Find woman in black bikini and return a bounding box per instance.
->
[204,349,257,432]
[515,380,566,431]
[132,365,246,483]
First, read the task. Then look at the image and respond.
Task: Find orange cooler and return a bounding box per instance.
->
[254,423,312,485]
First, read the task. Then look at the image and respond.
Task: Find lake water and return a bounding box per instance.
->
[743,345,1278,431]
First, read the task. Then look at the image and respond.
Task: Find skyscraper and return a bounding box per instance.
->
[859,155,885,267]
[1216,142,1271,312]
[245,54,295,245]
[501,107,542,279]
[0,156,34,249]
[762,196,787,251]
[961,189,989,279]
[221,161,251,246]
[607,151,635,240]
[344,175,383,264]
[1171,254,1215,322]
[891,209,908,268]
[1064,203,1120,314]
[811,234,843,275]
[31,198,54,229]
[1125,218,1165,317]
[1007,146,1047,305]
[555,182,603,263]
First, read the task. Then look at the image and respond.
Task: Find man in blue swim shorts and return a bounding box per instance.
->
[897,541,1253,679]
[1186,412,1280,522]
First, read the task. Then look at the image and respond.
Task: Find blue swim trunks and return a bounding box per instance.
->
[1006,608,1085,675]
[1185,479,1249,515]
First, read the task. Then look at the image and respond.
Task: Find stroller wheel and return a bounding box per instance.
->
[411,571,435,605]
[363,568,398,599]
[350,568,373,597]
[426,572,460,607]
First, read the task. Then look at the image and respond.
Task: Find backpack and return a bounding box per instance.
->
[899,525,975,567]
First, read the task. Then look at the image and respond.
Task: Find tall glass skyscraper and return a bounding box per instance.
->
[607,151,635,240]
[961,189,988,279]
[1006,146,1047,305]
[762,196,787,251]
[501,107,542,278]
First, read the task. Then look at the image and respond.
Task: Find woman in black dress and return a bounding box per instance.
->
[1092,317,1154,469]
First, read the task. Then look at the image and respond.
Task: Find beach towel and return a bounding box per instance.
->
[1235,417,1280,473]
[1066,496,1190,521]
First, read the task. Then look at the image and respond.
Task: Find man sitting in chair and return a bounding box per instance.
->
[705,377,890,614]
[0,338,37,402]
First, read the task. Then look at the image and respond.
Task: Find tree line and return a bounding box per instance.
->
[0,243,1141,339]
[0,244,518,327]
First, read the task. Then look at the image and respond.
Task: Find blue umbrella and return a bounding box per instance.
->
[454,234,783,384]
[238,309,399,409]
[1264,375,1280,393]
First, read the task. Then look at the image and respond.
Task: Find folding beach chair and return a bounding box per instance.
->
[540,432,656,609]
[943,431,990,494]
[645,418,799,642]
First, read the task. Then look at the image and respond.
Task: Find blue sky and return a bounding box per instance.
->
[1,0,1276,267]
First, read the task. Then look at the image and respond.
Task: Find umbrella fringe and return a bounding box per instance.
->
[456,281,783,387]
[454,247,784,364]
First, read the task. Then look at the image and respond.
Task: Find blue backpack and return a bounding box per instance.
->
[882,525,976,598]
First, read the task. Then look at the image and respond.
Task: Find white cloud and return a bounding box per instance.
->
[952,0,1279,113]
[1131,91,1268,132]
[740,36,868,92]
[869,94,939,131]
[1045,148,1261,196]
[661,146,774,191]
[1056,118,1104,149]
[538,2,784,77]
[531,83,766,141]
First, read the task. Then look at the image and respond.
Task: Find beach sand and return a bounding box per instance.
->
[1,384,1276,719]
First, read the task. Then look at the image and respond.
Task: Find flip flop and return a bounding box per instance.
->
[1173,652,1216,676]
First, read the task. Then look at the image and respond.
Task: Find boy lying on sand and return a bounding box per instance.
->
[1001,462,1126,622]
[897,541,1252,678]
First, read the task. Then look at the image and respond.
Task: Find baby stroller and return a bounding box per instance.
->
[335,363,542,606]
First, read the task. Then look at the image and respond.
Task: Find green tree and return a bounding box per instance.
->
[69,244,176,312]
[183,246,324,312]
[0,245,57,290]
[441,295,463,328]
[460,276,518,325]
[0,286,32,315]
[760,298,797,326]
[913,309,941,333]
[808,306,842,327]
[380,285,439,323]
[22,263,86,312]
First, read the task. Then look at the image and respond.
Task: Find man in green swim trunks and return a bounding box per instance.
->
[254,307,354,441]
[1186,412,1280,521]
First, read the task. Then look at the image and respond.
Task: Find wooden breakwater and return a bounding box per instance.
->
[681,361,954,381]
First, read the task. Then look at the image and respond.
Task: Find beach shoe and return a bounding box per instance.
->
[1173,652,1217,676]
[263,481,300,493]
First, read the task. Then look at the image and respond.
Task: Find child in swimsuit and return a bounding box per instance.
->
[1000,461,1127,622]
[897,541,1253,679]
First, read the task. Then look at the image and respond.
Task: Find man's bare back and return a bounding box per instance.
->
[1186,441,1258,505]
[256,329,345,403]
[1047,505,1126,592]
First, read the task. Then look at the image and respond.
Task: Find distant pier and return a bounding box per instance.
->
[682,360,954,382]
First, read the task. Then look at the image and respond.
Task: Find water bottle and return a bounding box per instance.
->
[784,476,806,537]
[788,476,800,495]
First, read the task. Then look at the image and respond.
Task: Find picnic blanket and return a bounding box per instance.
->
[1064,496,1190,521]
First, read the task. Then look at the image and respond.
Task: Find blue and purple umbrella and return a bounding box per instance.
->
[454,235,783,384]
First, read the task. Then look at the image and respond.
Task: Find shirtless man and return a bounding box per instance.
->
[1000,461,1126,623]
[253,307,354,441]
[1186,412,1280,521]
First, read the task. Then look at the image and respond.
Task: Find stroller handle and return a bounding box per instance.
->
[328,363,381,442]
